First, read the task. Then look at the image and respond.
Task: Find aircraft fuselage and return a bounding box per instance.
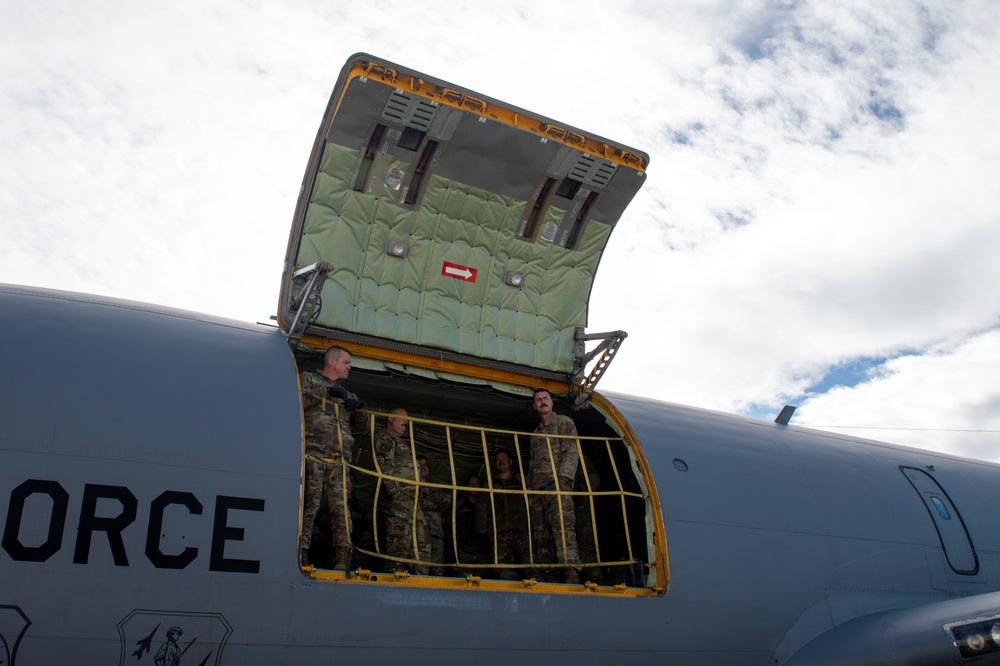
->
[3,284,1000,665]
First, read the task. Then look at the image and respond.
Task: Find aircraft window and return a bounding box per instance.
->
[900,466,978,575]
[301,408,659,596]
[930,496,951,519]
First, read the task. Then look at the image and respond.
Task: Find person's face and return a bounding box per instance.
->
[533,391,553,419]
[418,458,429,480]
[496,452,511,475]
[387,413,408,436]
[466,476,481,498]
[326,350,352,381]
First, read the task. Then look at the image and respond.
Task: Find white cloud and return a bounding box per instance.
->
[797,329,1000,462]
[590,0,1000,460]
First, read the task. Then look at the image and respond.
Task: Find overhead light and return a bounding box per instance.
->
[503,271,524,288]
[385,241,409,258]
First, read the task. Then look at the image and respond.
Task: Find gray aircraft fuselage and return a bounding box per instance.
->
[2,283,1000,665]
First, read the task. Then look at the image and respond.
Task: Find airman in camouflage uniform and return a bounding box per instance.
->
[417,455,450,576]
[373,408,423,572]
[455,475,490,577]
[300,345,368,570]
[529,389,582,584]
[487,449,533,581]
[575,455,602,584]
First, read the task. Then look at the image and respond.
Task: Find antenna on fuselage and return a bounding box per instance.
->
[775,405,796,425]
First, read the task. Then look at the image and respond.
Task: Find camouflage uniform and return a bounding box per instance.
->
[486,471,532,580]
[575,456,601,583]
[530,412,581,580]
[373,428,423,571]
[455,491,489,576]
[299,371,366,568]
[418,482,450,576]
[347,492,375,571]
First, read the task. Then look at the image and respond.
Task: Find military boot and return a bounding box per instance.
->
[333,546,350,572]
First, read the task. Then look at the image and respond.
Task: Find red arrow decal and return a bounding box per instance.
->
[442,261,478,282]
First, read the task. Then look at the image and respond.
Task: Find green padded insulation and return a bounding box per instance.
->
[295,143,611,374]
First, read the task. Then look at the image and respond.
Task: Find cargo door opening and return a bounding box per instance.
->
[295,350,666,597]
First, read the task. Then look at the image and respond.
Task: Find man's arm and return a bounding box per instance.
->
[350,403,370,435]
[298,372,327,410]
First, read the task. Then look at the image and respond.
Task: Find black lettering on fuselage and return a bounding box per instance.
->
[146,491,203,569]
[210,495,265,573]
[2,479,263,573]
[74,484,138,565]
[2,479,69,562]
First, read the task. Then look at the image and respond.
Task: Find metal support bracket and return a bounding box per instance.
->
[571,327,628,407]
[284,262,333,348]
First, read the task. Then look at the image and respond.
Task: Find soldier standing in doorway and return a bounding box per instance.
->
[373,408,423,572]
[299,345,368,570]
[529,389,582,584]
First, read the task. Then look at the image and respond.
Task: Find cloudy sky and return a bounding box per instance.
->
[3,0,999,462]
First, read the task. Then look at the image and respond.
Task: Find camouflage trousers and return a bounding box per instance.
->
[532,492,581,579]
[301,457,349,564]
[382,505,425,572]
[417,518,442,575]
[494,529,533,581]
[576,504,601,584]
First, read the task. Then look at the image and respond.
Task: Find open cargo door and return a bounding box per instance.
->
[279,54,666,596]
[278,53,647,391]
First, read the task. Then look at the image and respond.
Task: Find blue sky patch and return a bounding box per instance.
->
[742,355,890,422]
[808,356,888,394]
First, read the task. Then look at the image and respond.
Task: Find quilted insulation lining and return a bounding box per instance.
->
[296,143,611,374]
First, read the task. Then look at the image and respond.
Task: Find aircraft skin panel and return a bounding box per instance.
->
[782,590,1000,665]
[607,390,1000,662]
[4,285,1000,663]
[0,285,302,479]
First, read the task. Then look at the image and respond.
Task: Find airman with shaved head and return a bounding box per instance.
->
[373,407,423,572]
[299,345,368,570]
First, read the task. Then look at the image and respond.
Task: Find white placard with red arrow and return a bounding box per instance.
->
[441,261,478,282]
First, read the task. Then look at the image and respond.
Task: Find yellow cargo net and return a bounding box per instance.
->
[312,409,654,591]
